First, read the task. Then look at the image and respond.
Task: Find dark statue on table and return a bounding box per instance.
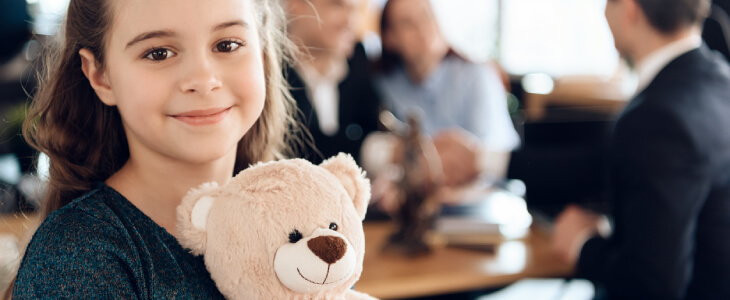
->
[383,116,443,256]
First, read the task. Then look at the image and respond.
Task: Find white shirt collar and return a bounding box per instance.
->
[634,34,702,96]
[296,59,349,86]
[295,59,349,136]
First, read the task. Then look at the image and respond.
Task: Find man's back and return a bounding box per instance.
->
[579,46,730,299]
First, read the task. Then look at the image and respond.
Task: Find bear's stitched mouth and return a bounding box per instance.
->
[297,266,352,285]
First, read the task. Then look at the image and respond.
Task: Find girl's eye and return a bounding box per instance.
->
[288,229,303,243]
[144,48,175,61]
[214,40,243,53]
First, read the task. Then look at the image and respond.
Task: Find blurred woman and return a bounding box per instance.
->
[374,0,520,190]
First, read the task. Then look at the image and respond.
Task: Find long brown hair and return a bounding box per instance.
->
[22,0,297,220]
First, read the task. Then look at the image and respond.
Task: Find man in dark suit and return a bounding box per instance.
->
[552,0,730,299]
[283,0,381,164]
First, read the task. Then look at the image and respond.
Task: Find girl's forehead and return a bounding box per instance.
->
[110,0,257,41]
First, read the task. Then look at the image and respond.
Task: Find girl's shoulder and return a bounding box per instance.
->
[39,184,129,237]
[14,184,225,299]
[20,184,136,263]
[13,185,144,298]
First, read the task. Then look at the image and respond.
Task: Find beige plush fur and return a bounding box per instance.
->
[176,154,377,299]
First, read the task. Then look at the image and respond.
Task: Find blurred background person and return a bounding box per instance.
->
[366,0,520,211]
[378,0,520,177]
[552,0,730,299]
[284,0,382,165]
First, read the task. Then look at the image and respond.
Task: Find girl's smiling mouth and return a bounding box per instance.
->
[171,107,232,126]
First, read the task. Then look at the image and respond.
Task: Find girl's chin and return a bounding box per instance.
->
[176,145,239,165]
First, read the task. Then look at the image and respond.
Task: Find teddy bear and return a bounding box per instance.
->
[176,153,377,300]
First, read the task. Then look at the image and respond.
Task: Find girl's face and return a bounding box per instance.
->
[89,0,266,165]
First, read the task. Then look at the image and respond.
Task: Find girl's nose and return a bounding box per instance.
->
[179,55,222,96]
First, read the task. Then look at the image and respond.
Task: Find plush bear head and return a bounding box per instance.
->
[176,154,375,299]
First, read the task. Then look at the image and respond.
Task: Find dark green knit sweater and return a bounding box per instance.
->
[13,184,224,299]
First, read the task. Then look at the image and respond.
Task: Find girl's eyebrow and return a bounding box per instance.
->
[125,20,248,50]
[213,19,249,32]
[126,30,177,50]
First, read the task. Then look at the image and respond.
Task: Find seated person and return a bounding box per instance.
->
[553,0,730,298]
[364,0,520,210]
[284,0,382,165]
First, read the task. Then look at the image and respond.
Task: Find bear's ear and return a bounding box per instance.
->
[320,153,371,220]
[176,182,219,255]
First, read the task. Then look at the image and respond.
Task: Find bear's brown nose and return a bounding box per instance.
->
[307,236,347,264]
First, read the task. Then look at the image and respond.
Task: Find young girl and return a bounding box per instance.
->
[11,0,295,297]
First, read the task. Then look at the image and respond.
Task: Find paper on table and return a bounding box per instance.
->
[476,278,594,300]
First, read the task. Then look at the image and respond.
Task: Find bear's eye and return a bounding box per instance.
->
[329,222,338,231]
[288,229,303,243]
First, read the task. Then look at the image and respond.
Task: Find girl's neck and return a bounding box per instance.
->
[105,151,236,237]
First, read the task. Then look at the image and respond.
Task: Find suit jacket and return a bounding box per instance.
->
[286,43,381,164]
[577,46,730,299]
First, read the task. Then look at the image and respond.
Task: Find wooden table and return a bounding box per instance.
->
[354,222,573,299]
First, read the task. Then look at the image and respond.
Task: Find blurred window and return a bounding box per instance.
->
[499,0,619,77]
[27,0,71,36]
[431,0,499,63]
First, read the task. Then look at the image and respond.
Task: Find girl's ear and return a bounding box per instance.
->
[320,153,371,220]
[79,48,116,106]
[176,182,219,255]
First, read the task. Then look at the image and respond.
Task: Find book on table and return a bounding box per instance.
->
[434,190,532,250]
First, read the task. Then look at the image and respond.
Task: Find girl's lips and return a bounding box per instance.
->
[171,107,232,126]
